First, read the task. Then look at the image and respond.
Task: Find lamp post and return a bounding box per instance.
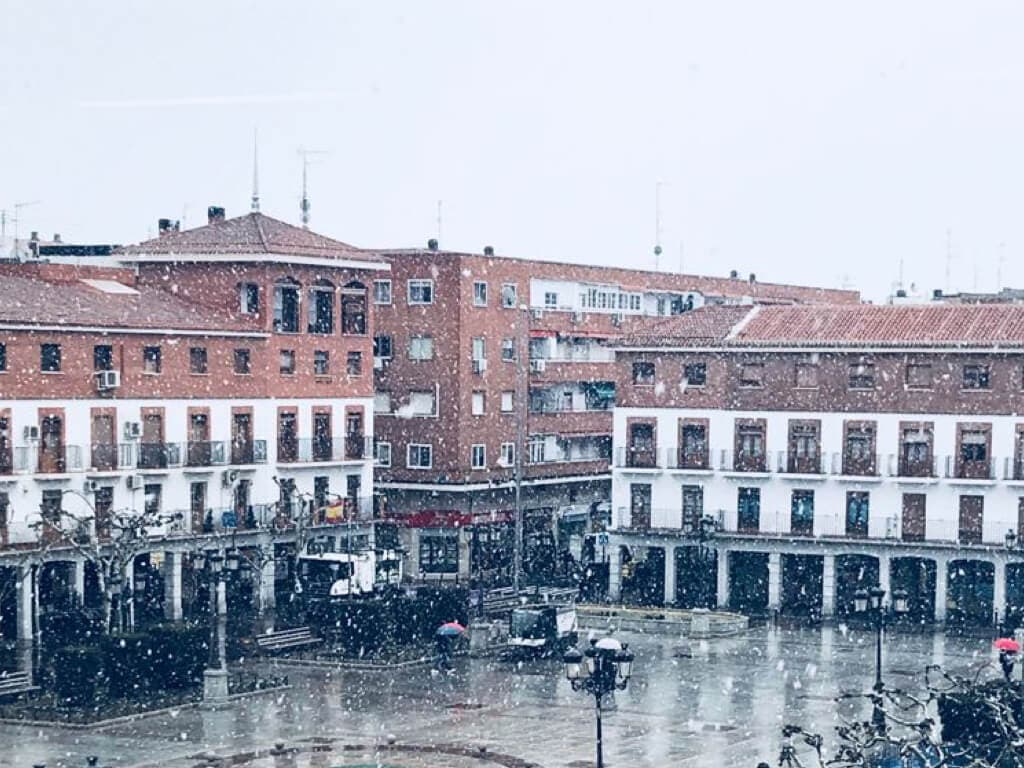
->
[563,637,635,768]
[107,569,123,634]
[853,585,908,734]
[199,550,228,701]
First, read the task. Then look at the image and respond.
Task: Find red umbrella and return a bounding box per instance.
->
[437,621,466,636]
[994,638,1020,652]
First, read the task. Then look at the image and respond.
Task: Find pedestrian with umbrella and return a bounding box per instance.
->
[436,621,466,671]
[995,637,1021,682]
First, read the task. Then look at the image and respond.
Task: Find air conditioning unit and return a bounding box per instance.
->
[23,425,39,441]
[611,313,624,327]
[126,475,143,490]
[123,422,141,440]
[531,308,544,320]
[83,479,100,493]
[571,311,584,323]
[472,358,487,374]
[96,370,121,390]
[222,469,239,487]
[530,359,546,373]
[373,357,389,370]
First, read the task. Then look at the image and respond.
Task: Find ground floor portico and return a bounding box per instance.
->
[608,529,1023,629]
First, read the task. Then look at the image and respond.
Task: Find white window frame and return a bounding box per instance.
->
[239,283,259,314]
[471,444,486,469]
[501,390,514,412]
[544,292,558,309]
[409,335,435,361]
[374,392,392,414]
[501,338,515,362]
[500,442,516,467]
[473,281,488,307]
[471,337,485,361]
[408,279,435,305]
[471,391,485,416]
[501,283,517,308]
[375,441,392,467]
[373,279,393,305]
[409,389,438,417]
[407,443,433,469]
[374,334,393,360]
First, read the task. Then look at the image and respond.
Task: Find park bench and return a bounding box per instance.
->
[0,670,37,700]
[255,626,322,655]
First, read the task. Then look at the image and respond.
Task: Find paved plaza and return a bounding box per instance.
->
[1,625,1004,768]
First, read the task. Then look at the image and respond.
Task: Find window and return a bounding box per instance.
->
[313,476,330,510]
[373,279,392,305]
[409,390,437,416]
[409,335,434,360]
[273,281,301,333]
[683,362,706,386]
[473,281,488,306]
[795,363,818,389]
[374,335,393,359]
[340,283,367,335]
[679,422,708,469]
[739,363,763,388]
[0,343,5,372]
[375,441,391,467]
[407,443,433,468]
[142,346,161,374]
[629,484,652,529]
[233,348,251,375]
[144,484,162,516]
[41,489,62,524]
[843,422,877,475]
[190,347,208,374]
[93,345,113,371]
[41,343,61,373]
[471,444,486,468]
[408,279,434,305]
[240,283,259,314]
[501,283,517,308]
[963,364,991,390]
[735,422,766,471]
[791,490,814,535]
[632,361,655,385]
[420,532,458,573]
[906,363,933,389]
[502,338,516,362]
[501,391,514,412]
[347,351,363,376]
[681,485,704,532]
[846,492,869,537]
[500,442,515,467]
[308,285,335,334]
[374,392,392,414]
[960,429,988,462]
[848,360,875,389]
[471,337,485,361]
[737,488,760,533]
[279,349,295,375]
[470,391,486,416]
[544,292,558,308]
[314,350,330,376]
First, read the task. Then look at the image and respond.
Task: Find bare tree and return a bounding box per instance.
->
[778,663,1024,768]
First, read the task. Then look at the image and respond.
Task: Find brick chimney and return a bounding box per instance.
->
[207,206,226,224]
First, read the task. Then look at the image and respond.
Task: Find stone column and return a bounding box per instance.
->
[767,552,782,611]
[16,563,34,643]
[163,551,183,621]
[934,558,948,623]
[663,546,676,606]
[608,545,622,602]
[216,577,228,616]
[258,555,276,614]
[716,548,730,610]
[71,560,85,607]
[994,560,1007,626]
[458,532,471,582]
[878,554,891,600]
[821,553,836,618]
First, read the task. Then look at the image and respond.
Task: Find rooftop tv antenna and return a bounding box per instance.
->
[251,128,260,213]
[3,200,40,257]
[945,228,953,293]
[298,147,327,229]
[436,199,443,245]
[997,241,1007,291]
[653,181,664,271]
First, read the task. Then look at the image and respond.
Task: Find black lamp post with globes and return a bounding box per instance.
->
[563,637,635,768]
[853,585,908,734]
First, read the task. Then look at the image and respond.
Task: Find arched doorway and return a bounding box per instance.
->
[947,560,994,628]
[729,551,768,613]
[675,545,718,609]
[781,554,823,621]
[890,557,936,625]
[620,546,665,606]
[835,554,879,617]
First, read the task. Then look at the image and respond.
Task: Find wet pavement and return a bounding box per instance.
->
[0,624,1005,768]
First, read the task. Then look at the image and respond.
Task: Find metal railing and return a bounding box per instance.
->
[278,436,373,463]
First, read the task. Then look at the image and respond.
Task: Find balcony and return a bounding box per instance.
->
[186,440,227,468]
[230,440,268,465]
[35,445,84,474]
[613,507,725,534]
[613,446,660,471]
[278,436,373,464]
[718,450,770,475]
[664,445,712,473]
[137,442,183,470]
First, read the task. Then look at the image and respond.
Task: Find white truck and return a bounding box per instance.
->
[297,547,403,600]
[506,603,579,658]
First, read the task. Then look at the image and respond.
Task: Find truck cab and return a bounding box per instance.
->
[297,547,403,600]
[507,603,579,657]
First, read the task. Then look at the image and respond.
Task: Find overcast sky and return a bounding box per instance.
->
[4,1,1024,301]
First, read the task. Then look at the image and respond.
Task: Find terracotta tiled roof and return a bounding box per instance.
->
[616,306,755,347]
[117,212,379,262]
[0,273,261,334]
[732,304,1024,347]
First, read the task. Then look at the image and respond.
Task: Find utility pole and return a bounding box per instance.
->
[513,303,529,594]
[297,147,327,229]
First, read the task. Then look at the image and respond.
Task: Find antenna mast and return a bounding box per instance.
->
[297,147,327,229]
[251,128,260,213]
[945,228,953,294]
[436,200,443,244]
[653,181,663,271]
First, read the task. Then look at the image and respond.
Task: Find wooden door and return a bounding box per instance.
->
[345,410,364,459]
[188,413,210,466]
[91,413,116,471]
[629,484,652,529]
[232,413,253,464]
[958,496,984,544]
[140,414,165,468]
[313,412,332,460]
[902,493,926,542]
[39,415,64,473]
[680,423,708,469]
[278,412,298,462]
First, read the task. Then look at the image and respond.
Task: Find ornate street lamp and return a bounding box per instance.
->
[563,637,635,768]
[853,585,909,734]
[1007,529,1019,551]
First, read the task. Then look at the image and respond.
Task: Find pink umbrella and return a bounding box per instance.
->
[437,621,466,636]
[994,638,1020,653]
